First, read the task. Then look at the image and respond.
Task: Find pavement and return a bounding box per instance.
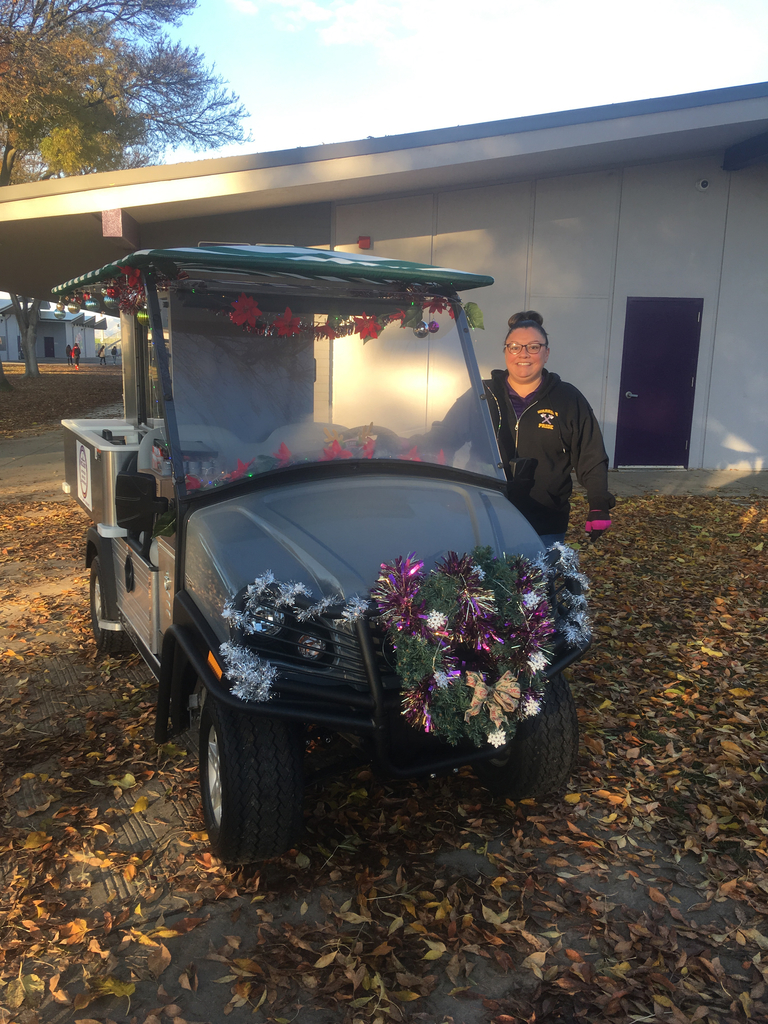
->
[604,465,768,497]
[0,429,70,501]
[2,421,767,501]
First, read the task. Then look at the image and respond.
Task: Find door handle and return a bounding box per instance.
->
[625,391,639,399]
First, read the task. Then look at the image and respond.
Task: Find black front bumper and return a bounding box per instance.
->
[156,590,588,779]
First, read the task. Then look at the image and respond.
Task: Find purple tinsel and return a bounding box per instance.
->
[402,675,436,727]
[435,551,498,653]
[372,554,428,635]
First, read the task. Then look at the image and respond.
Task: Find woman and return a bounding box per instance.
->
[483,311,614,545]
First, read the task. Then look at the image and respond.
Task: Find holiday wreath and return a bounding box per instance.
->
[219,544,590,750]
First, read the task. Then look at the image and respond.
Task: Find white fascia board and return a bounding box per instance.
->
[0,98,765,226]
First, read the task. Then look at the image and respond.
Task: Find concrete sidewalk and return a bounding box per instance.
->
[1,425,767,501]
[0,428,68,501]
[605,466,768,497]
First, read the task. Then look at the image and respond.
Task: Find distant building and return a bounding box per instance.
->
[0,302,117,363]
[1,81,766,469]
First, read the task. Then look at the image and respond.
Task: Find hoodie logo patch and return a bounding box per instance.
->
[538,409,556,430]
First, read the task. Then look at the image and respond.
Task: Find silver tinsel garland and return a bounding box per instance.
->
[219,640,279,702]
[221,574,370,702]
[341,593,372,624]
[533,542,592,646]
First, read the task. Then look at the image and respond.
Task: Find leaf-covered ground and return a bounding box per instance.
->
[1,492,767,1024]
[0,366,123,440]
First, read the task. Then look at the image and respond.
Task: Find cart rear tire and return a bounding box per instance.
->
[90,557,133,654]
[199,694,304,864]
[474,672,578,800]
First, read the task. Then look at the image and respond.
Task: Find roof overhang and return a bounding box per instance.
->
[2,81,767,298]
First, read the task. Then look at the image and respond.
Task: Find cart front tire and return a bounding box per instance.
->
[90,557,133,654]
[199,694,304,864]
[474,672,578,800]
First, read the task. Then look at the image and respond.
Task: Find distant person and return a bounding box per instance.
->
[111,345,118,364]
[66,343,72,366]
[72,342,81,369]
[98,345,106,365]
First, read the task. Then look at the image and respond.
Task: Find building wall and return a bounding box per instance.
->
[703,165,768,470]
[606,156,731,466]
[332,156,768,470]
[145,202,332,251]
[0,316,107,362]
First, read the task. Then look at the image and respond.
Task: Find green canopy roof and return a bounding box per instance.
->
[51,244,494,296]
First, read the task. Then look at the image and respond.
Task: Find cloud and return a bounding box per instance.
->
[173,0,768,157]
[257,0,768,76]
[226,0,260,14]
[264,0,335,28]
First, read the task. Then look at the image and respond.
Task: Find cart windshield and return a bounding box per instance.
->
[162,287,502,493]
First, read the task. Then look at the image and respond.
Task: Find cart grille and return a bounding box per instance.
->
[236,611,368,688]
[232,607,403,692]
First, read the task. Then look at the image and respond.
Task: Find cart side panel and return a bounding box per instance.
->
[112,537,160,654]
[62,420,140,525]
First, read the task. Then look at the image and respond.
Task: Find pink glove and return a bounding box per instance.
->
[585,509,612,539]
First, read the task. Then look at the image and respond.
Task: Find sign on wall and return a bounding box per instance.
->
[76,441,92,511]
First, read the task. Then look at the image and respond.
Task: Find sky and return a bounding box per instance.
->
[167,0,768,164]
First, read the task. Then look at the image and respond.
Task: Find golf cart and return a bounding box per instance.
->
[57,245,588,864]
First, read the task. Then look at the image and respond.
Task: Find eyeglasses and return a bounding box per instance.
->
[504,342,546,355]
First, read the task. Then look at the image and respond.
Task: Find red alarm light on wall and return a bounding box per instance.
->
[358,236,372,250]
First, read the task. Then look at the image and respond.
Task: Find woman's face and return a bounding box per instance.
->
[504,325,549,392]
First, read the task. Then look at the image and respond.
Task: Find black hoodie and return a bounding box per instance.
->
[483,368,614,534]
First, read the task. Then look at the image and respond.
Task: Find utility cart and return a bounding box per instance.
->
[56,245,589,864]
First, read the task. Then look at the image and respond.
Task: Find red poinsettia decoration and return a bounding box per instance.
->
[353,314,382,341]
[273,442,292,467]
[119,265,142,288]
[362,437,376,459]
[321,439,353,461]
[185,475,201,491]
[230,293,262,328]
[388,309,406,326]
[401,446,422,462]
[230,457,255,481]
[275,307,302,337]
[315,322,339,341]
[423,297,456,319]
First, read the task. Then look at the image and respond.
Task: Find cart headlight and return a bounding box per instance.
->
[298,634,326,660]
[250,607,284,636]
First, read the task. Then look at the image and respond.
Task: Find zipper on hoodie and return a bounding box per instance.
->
[513,404,537,458]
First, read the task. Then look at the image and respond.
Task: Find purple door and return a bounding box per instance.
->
[614,297,703,468]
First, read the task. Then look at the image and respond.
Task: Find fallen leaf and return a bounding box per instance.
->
[522,951,547,979]
[23,831,51,849]
[148,943,172,978]
[6,973,44,1009]
[17,797,52,817]
[720,739,745,755]
[59,919,89,944]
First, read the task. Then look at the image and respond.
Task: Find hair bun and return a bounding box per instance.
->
[508,310,544,329]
